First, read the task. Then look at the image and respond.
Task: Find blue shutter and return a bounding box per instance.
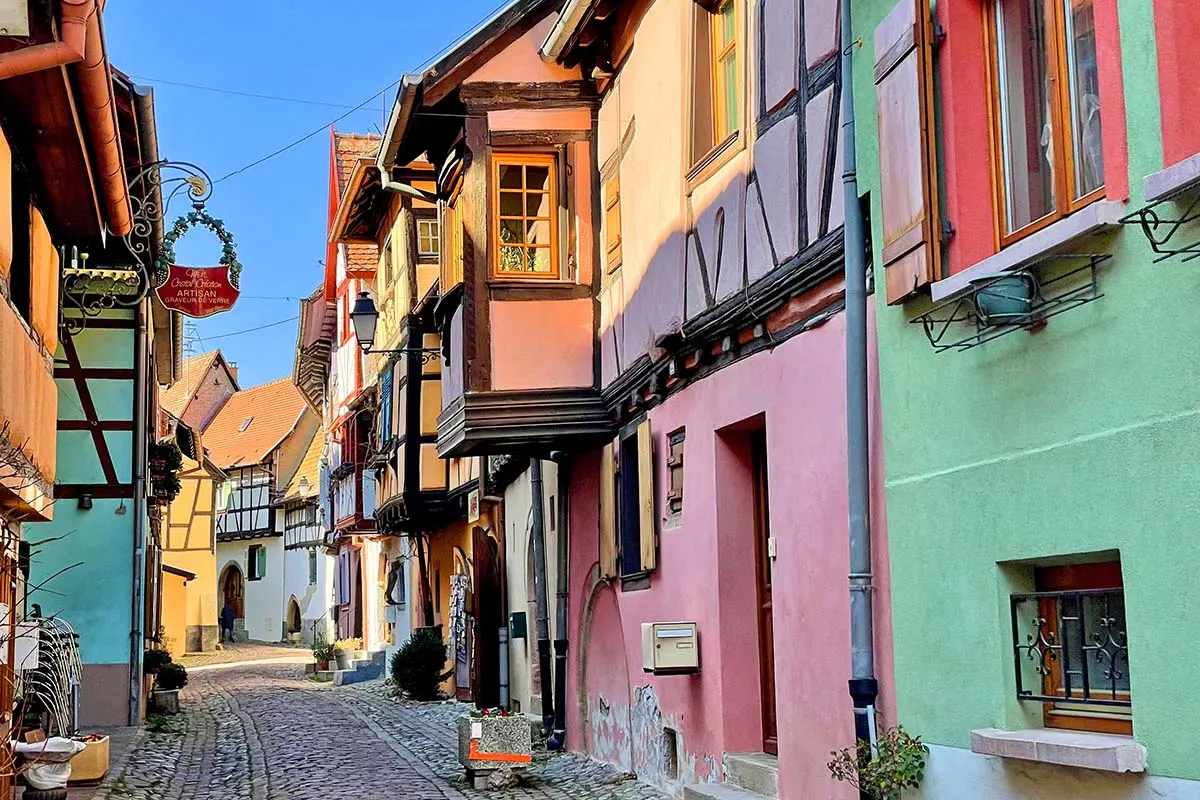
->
[379,365,394,446]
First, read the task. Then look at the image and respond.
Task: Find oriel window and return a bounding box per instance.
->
[989,0,1104,242]
[492,154,559,279]
[417,217,440,258]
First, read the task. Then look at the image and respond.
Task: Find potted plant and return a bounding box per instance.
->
[151,663,188,715]
[828,725,929,800]
[332,638,362,671]
[311,639,335,671]
[143,648,171,676]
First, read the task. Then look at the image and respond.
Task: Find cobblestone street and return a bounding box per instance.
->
[94,663,667,800]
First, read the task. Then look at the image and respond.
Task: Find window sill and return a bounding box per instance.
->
[619,572,652,592]
[1143,150,1200,203]
[969,728,1146,773]
[686,131,742,191]
[931,200,1125,303]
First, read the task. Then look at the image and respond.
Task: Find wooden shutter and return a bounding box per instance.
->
[604,175,622,271]
[636,420,656,572]
[874,0,939,304]
[599,444,618,579]
[256,546,267,579]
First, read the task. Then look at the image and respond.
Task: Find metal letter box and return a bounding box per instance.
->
[641,622,699,675]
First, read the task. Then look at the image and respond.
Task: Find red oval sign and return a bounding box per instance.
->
[156,265,240,318]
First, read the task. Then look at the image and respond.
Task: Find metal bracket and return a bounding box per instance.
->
[1118,181,1200,263]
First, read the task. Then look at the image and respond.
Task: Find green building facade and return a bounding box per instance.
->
[852,0,1200,793]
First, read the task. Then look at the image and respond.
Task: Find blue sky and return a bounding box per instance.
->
[104,1,507,388]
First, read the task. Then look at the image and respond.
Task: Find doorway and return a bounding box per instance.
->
[751,430,778,755]
[220,563,244,620]
[287,597,301,636]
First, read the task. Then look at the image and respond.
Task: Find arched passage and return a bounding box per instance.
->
[577,570,632,772]
[219,562,244,620]
[287,596,302,634]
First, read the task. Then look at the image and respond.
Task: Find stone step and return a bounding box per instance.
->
[683,784,771,800]
[724,753,779,798]
[313,670,337,682]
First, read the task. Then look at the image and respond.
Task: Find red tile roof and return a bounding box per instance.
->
[202,377,309,470]
[161,351,221,418]
[333,132,380,196]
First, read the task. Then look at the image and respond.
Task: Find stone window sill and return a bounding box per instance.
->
[970,728,1146,773]
[931,200,1125,303]
[1144,150,1200,203]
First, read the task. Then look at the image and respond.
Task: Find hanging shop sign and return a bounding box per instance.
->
[155,210,243,318]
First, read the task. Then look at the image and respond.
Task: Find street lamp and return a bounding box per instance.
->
[349,291,441,364]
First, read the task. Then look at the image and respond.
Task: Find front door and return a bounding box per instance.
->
[751,430,778,754]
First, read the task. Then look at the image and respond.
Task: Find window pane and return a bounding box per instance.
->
[526,192,552,218]
[526,247,553,273]
[526,219,551,246]
[719,0,735,44]
[720,53,739,139]
[995,0,1056,233]
[525,165,551,192]
[499,218,524,245]
[499,191,523,216]
[498,246,525,273]
[1064,0,1104,197]
[499,164,523,189]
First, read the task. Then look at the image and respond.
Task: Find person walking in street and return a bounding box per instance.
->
[220,601,236,644]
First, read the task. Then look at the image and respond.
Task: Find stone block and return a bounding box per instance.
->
[970,728,1147,773]
[456,714,532,775]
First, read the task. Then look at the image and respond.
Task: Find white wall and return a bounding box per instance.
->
[359,537,384,653]
[919,744,1200,799]
[217,536,285,643]
[283,546,336,645]
[503,460,560,717]
[381,537,412,664]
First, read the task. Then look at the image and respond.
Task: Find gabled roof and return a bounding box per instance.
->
[202,377,309,470]
[160,351,239,418]
[333,132,381,196]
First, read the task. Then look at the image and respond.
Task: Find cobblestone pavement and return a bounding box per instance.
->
[176,642,311,669]
[95,663,667,800]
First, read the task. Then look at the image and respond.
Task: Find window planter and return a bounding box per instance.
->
[151,688,180,715]
[972,273,1035,325]
[456,713,531,789]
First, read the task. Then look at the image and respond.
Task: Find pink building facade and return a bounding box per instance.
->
[542,0,896,795]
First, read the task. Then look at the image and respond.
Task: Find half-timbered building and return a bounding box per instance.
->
[207,378,319,643]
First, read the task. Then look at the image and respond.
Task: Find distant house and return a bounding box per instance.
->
[205,378,319,643]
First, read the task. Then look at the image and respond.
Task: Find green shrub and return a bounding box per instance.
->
[828,725,929,800]
[143,648,172,674]
[155,662,189,691]
[311,638,335,665]
[390,628,447,700]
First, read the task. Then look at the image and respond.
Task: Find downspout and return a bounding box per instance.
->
[529,458,554,733]
[547,453,570,750]
[129,301,149,724]
[77,7,130,235]
[841,0,878,776]
[0,0,91,80]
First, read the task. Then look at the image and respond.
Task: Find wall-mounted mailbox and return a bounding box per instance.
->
[641,622,699,675]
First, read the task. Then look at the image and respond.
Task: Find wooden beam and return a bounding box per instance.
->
[459,81,598,112]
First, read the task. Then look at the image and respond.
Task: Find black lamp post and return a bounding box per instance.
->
[349,292,440,362]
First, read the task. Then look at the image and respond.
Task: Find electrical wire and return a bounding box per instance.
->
[203,316,299,340]
[129,75,361,110]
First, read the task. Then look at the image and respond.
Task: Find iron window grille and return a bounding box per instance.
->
[1010,588,1130,708]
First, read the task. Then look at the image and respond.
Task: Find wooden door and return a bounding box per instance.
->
[751,431,778,755]
[471,528,501,709]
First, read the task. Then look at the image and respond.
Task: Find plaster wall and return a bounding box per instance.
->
[568,314,893,797]
[283,545,335,645]
[381,536,412,661]
[217,537,285,642]
[490,299,593,391]
[850,0,1200,783]
[464,15,578,85]
[502,460,561,717]
[164,457,218,652]
[161,571,188,657]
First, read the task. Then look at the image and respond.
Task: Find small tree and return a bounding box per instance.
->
[143,648,172,675]
[828,725,929,800]
[390,628,447,700]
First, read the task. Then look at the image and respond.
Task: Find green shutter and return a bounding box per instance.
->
[256,546,267,579]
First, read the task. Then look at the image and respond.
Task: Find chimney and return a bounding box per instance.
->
[228,362,239,382]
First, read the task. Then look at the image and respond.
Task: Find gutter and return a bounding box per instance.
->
[129,300,149,724]
[539,0,590,62]
[0,0,131,236]
[377,74,426,172]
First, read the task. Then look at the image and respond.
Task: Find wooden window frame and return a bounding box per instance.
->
[441,199,464,290]
[604,174,622,273]
[666,428,684,517]
[984,0,1106,249]
[615,421,656,583]
[490,152,560,281]
[248,544,265,582]
[416,215,440,259]
[688,0,744,176]
[1033,561,1130,735]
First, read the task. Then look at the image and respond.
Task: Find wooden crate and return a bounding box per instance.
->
[67,737,109,784]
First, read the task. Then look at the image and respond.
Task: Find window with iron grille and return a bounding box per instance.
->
[1011,560,1130,734]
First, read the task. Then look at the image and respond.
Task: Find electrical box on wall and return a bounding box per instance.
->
[509,611,527,640]
[641,622,700,675]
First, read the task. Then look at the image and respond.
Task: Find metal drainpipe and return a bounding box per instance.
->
[841,0,879,775]
[129,301,149,725]
[529,458,554,733]
[547,453,570,750]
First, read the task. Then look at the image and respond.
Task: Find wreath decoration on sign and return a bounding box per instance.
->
[156,210,243,289]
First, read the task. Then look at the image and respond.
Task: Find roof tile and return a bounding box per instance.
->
[202,377,310,470]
